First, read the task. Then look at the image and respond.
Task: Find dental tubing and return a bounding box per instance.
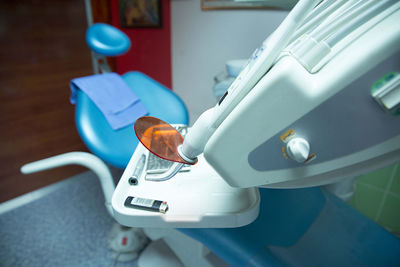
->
[179,0,321,163]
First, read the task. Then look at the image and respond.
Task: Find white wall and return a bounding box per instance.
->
[171,0,288,124]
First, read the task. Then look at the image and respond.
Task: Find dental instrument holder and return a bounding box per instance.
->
[112,142,260,228]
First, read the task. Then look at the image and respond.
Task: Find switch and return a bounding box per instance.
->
[372,72,400,114]
[286,137,310,163]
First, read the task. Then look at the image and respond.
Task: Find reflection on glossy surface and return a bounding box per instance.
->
[134,116,191,164]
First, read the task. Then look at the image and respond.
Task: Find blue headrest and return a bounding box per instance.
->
[86,23,131,56]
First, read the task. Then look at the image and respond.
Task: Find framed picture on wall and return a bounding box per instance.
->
[119,0,162,28]
[201,0,297,10]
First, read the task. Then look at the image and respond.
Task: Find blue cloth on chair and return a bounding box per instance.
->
[70,73,148,130]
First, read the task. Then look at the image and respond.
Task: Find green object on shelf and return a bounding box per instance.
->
[370,72,400,116]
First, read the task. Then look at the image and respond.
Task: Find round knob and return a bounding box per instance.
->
[286,138,310,163]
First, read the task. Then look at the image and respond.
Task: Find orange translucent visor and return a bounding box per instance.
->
[134,116,191,164]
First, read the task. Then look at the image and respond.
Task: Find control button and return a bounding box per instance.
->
[371,72,400,114]
[286,137,310,163]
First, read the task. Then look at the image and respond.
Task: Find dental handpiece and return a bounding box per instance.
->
[129,154,146,185]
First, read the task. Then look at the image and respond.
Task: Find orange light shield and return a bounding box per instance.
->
[134,116,190,164]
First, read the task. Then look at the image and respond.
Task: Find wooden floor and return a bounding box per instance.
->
[0,0,93,203]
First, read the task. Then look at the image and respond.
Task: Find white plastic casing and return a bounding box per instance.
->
[203,8,400,189]
[112,143,260,228]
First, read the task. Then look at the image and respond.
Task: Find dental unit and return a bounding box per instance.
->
[21,0,400,266]
[134,0,400,188]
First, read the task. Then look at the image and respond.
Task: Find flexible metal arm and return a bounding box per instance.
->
[20,152,115,216]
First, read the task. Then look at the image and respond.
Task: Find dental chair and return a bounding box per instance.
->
[80,23,189,169]
[21,23,190,262]
[23,0,400,266]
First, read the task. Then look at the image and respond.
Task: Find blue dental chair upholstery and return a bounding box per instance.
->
[181,187,400,267]
[77,24,188,168]
[86,23,131,57]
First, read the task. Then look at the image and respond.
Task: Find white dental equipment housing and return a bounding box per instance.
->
[112,142,260,228]
[183,0,400,189]
[112,0,400,228]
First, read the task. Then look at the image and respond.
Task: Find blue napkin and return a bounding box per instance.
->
[70,73,148,130]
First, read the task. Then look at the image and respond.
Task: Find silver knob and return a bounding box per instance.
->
[286,137,310,163]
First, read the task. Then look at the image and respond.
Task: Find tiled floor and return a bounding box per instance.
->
[349,163,400,236]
